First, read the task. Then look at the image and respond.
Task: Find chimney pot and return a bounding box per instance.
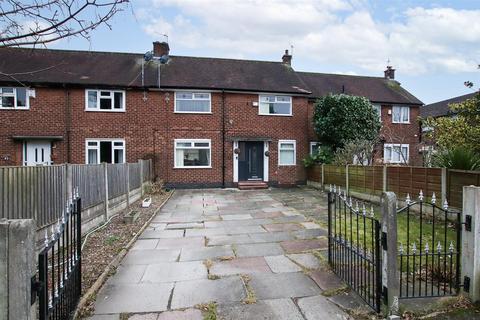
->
[153,41,170,57]
[384,65,395,80]
[282,49,292,66]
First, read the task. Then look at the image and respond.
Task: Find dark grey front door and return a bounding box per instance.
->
[238,141,264,181]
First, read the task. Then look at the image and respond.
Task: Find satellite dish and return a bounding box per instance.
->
[159,55,169,64]
[144,51,153,62]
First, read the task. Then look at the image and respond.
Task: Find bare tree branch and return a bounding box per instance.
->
[0,0,129,47]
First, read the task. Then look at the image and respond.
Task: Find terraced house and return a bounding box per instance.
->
[0,42,423,188]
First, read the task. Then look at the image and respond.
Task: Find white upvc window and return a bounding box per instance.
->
[259,95,292,116]
[278,140,296,166]
[85,139,125,164]
[174,91,211,113]
[174,139,211,168]
[0,87,29,109]
[372,104,381,120]
[310,142,320,155]
[384,143,409,164]
[392,106,410,123]
[85,89,125,111]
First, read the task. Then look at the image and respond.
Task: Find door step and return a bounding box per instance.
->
[238,181,269,190]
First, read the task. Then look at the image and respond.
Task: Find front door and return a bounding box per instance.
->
[24,140,52,166]
[238,141,264,181]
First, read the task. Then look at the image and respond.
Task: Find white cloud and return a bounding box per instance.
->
[141,1,480,75]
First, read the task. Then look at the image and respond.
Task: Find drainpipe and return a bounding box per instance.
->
[221,90,226,188]
[64,86,72,163]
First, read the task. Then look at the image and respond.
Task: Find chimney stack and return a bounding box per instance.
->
[282,49,292,66]
[384,65,395,80]
[153,41,170,58]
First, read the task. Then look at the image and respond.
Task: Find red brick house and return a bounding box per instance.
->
[0,43,422,188]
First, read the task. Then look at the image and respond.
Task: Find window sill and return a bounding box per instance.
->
[85,109,126,113]
[0,107,30,111]
[391,121,410,124]
[258,113,293,117]
[173,166,212,169]
[278,164,296,167]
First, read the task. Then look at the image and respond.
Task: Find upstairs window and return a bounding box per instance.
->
[175,92,211,113]
[86,139,125,164]
[0,87,28,109]
[259,95,292,116]
[174,139,211,168]
[372,104,381,120]
[384,143,409,164]
[392,106,409,123]
[278,140,296,165]
[86,89,125,111]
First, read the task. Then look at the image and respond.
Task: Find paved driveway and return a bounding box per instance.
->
[90,188,352,320]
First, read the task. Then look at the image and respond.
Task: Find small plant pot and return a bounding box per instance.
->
[123,210,140,224]
[142,197,152,208]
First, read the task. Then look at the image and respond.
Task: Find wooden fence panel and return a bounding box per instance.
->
[0,165,66,227]
[306,165,322,182]
[107,163,127,199]
[386,166,441,200]
[448,170,480,209]
[348,165,383,195]
[129,163,141,190]
[71,164,105,209]
[323,164,346,188]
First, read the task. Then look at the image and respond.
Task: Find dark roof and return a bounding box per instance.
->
[420,92,477,118]
[298,72,423,105]
[0,47,310,94]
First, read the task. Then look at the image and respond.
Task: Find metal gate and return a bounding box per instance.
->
[35,193,82,320]
[397,192,461,298]
[327,187,382,312]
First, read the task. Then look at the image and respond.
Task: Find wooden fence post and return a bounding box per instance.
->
[103,163,109,220]
[345,164,349,196]
[441,168,447,205]
[321,164,325,190]
[139,160,144,197]
[461,185,480,302]
[383,165,388,192]
[381,191,400,316]
[66,163,73,201]
[125,163,130,208]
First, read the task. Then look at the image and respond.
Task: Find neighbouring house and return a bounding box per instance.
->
[0,42,423,188]
[419,92,477,164]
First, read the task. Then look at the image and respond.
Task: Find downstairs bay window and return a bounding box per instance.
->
[384,143,409,164]
[174,139,211,168]
[86,139,125,164]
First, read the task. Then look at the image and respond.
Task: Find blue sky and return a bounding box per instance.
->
[50,0,480,104]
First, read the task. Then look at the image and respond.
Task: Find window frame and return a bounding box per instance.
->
[0,87,30,110]
[372,104,382,121]
[392,106,410,124]
[383,143,409,164]
[174,91,212,114]
[85,138,126,164]
[310,142,320,155]
[85,89,126,112]
[174,139,212,169]
[278,139,296,166]
[258,94,293,116]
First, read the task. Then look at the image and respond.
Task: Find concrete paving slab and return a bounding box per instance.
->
[327,291,371,313]
[170,277,246,309]
[157,309,203,320]
[108,265,146,284]
[140,230,185,239]
[263,223,303,232]
[217,298,304,320]
[204,219,272,228]
[128,313,158,320]
[165,222,204,229]
[147,223,167,231]
[207,234,253,246]
[287,253,321,269]
[122,249,180,265]
[235,243,284,257]
[273,216,306,223]
[297,295,350,320]
[179,245,234,261]
[265,255,302,273]
[249,272,321,299]
[309,270,344,291]
[251,212,284,219]
[210,257,271,276]
[280,239,328,253]
[301,222,321,229]
[87,315,119,320]
[249,232,294,243]
[292,229,327,240]
[185,228,227,237]
[141,261,207,283]
[94,283,173,314]
[131,239,159,250]
[156,237,204,250]
[221,214,253,220]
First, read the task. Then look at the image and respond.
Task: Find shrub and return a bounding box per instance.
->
[432,147,480,171]
[302,145,334,167]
